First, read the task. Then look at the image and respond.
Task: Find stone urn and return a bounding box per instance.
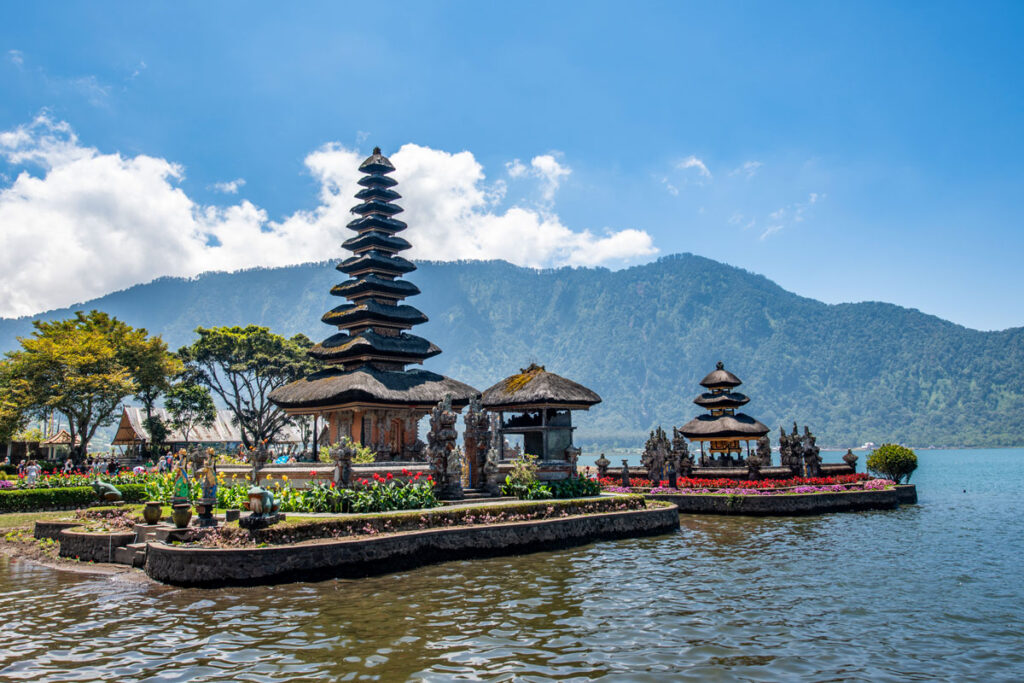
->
[142,501,163,525]
[171,503,192,529]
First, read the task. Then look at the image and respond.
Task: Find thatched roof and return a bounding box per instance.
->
[309,330,440,364]
[42,429,77,446]
[481,363,602,410]
[355,186,401,203]
[359,147,395,175]
[330,275,420,300]
[269,366,479,410]
[351,199,403,217]
[342,231,412,253]
[679,413,769,440]
[346,215,408,233]
[321,301,428,328]
[338,251,416,276]
[693,391,750,409]
[699,361,743,389]
[358,173,397,188]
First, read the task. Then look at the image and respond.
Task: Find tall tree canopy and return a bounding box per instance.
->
[124,334,182,455]
[178,325,318,447]
[2,311,174,457]
[164,382,217,446]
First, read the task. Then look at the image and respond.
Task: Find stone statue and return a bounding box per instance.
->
[463,395,492,488]
[747,436,771,480]
[671,427,693,479]
[483,413,502,495]
[196,450,219,527]
[595,453,610,479]
[330,441,356,488]
[565,445,581,472]
[802,426,822,477]
[427,394,462,499]
[92,480,122,502]
[642,427,669,484]
[171,450,191,504]
[620,459,631,488]
[779,426,799,472]
[843,448,858,472]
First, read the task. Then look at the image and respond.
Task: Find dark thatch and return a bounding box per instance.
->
[331,275,420,300]
[355,186,401,202]
[350,199,403,217]
[338,251,416,276]
[357,173,397,188]
[342,231,412,253]
[269,366,479,410]
[481,363,602,410]
[693,391,750,409]
[679,413,769,440]
[321,301,428,328]
[346,215,408,233]
[309,331,440,363]
[358,147,395,175]
[699,361,743,389]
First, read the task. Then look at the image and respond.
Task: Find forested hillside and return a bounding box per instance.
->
[2,254,1022,448]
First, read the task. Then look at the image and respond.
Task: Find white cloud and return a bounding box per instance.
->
[729,160,762,179]
[759,225,783,241]
[0,117,657,317]
[676,155,711,179]
[8,50,24,68]
[210,178,246,194]
[505,154,570,202]
[759,193,824,240]
[660,177,679,196]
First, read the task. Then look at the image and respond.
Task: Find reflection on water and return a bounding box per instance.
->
[2,449,1023,681]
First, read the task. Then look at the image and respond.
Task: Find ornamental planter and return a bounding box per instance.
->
[143,501,163,525]
[171,503,193,529]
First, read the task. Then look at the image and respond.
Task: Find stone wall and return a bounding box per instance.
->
[218,463,431,489]
[145,505,680,587]
[647,487,909,516]
[597,464,855,481]
[33,520,80,540]
[57,528,135,562]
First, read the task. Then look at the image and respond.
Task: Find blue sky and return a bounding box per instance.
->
[1,2,1022,330]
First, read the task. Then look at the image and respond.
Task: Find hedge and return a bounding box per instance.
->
[0,483,148,512]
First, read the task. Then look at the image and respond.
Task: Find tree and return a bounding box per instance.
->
[0,361,30,444]
[178,325,319,447]
[123,334,182,456]
[866,444,919,483]
[164,383,217,446]
[3,311,140,458]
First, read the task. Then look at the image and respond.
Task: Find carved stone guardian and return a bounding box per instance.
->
[595,453,610,479]
[671,428,693,479]
[330,441,355,488]
[802,426,822,478]
[620,459,631,488]
[427,395,463,499]
[843,449,858,472]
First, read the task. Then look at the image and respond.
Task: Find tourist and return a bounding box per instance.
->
[24,460,41,485]
[17,460,25,477]
[63,458,73,474]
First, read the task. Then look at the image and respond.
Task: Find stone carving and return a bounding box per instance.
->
[843,448,858,472]
[671,427,693,478]
[330,441,356,488]
[463,396,491,487]
[642,426,670,484]
[483,412,502,495]
[196,449,218,527]
[802,426,822,478]
[595,453,611,479]
[427,395,463,499]
[565,445,581,473]
[92,480,122,502]
[620,459,631,488]
[778,425,798,472]
[748,435,771,480]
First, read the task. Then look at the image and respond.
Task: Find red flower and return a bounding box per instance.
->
[402,468,410,476]
[386,472,393,480]
[413,472,421,481]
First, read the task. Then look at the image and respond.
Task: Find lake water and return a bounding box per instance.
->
[1,449,1022,681]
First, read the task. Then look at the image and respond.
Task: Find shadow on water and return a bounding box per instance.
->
[2,449,1024,681]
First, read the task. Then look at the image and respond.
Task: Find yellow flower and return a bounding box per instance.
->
[282,474,288,482]
[266,473,273,480]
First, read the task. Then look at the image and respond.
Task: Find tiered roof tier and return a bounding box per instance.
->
[270,148,477,415]
[679,361,769,451]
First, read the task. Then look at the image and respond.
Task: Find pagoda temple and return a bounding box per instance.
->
[269,148,478,460]
[679,361,769,467]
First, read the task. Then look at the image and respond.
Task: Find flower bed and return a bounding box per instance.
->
[176,495,651,548]
[646,479,893,496]
[599,473,869,491]
[0,471,155,490]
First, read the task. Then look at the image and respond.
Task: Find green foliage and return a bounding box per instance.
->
[866,444,919,483]
[547,475,602,498]
[2,257,1023,447]
[501,454,552,500]
[214,477,439,514]
[177,325,321,447]
[0,483,143,512]
[143,415,169,450]
[317,437,377,464]
[164,382,216,444]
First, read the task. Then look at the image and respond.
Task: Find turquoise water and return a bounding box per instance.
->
[1,449,1022,681]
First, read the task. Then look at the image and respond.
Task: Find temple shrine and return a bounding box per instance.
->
[269,148,477,460]
[679,361,769,467]
[481,364,601,478]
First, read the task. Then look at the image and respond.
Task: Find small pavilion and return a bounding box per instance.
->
[41,429,77,460]
[481,364,601,469]
[679,361,769,466]
[269,148,477,459]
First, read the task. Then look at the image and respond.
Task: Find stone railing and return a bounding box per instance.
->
[217,462,431,489]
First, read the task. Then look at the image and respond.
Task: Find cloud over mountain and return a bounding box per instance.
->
[0,115,656,317]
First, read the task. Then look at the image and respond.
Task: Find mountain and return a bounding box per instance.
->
[2,254,1023,449]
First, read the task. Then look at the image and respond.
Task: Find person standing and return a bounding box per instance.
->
[25,460,41,485]
[63,458,73,475]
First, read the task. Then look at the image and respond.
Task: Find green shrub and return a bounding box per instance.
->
[547,475,602,499]
[866,444,918,484]
[0,483,149,512]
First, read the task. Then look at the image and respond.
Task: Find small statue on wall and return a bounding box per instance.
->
[330,441,355,488]
[595,452,611,479]
[843,448,858,472]
[671,427,693,478]
[642,426,669,484]
[427,394,462,499]
[802,426,822,478]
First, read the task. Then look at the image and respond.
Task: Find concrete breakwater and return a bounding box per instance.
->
[648,485,917,515]
[145,504,680,587]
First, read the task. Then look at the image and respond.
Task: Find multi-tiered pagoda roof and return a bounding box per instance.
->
[680,362,769,444]
[270,148,477,411]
